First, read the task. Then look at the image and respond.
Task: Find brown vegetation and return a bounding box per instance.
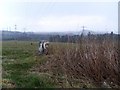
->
[33,37,119,88]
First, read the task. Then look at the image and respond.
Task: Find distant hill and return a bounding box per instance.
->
[2,30,92,41]
[2,31,51,41]
[2,30,118,41]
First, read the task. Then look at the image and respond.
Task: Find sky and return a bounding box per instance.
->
[0,0,118,33]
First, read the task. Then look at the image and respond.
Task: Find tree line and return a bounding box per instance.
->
[49,32,119,43]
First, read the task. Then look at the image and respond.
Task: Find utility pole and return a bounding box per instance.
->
[6,27,8,31]
[9,27,11,31]
[81,26,86,35]
[82,26,85,32]
[15,24,17,31]
[23,28,26,33]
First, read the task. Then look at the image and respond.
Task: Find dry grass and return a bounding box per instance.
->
[36,37,119,88]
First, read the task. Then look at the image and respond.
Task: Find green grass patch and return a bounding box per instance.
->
[2,41,57,88]
[8,73,56,88]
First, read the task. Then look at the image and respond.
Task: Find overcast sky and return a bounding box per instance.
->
[0,0,118,33]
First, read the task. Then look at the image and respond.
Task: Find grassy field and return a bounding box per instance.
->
[2,41,57,88]
[2,40,119,88]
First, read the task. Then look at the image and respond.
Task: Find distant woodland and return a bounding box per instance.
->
[2,31,119,43]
